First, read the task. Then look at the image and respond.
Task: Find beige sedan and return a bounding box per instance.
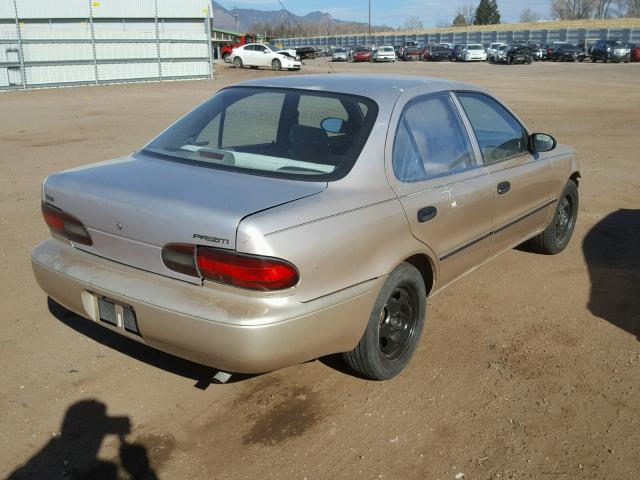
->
[32,74,580,381]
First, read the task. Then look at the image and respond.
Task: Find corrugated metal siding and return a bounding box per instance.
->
[0,0,213,89]
[7,0,208,19]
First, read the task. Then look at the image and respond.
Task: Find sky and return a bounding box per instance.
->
[217,0,553,28]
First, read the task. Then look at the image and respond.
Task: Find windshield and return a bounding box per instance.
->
[334,48,346,53]
[267,45,281,52]
[142,87,378,182]
[467,45,483,50]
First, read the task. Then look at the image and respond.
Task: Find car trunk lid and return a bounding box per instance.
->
[43,154,326,283]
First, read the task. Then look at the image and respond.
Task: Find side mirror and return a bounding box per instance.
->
[321,117,344,134]
[530,133,557,153]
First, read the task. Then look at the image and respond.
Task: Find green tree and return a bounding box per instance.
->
[474,0,501,25]
[452,14,468,26]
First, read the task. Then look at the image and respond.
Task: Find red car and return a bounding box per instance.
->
[353,47,372,62]
[630,44,640,62]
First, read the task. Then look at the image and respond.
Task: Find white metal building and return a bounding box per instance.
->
[0,0,213,90]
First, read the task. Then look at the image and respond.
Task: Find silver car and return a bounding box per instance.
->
[331,48,350,62]
[32,75,580,380]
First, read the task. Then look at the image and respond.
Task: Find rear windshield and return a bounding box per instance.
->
[467,45,484,50]
[142,87,378,182]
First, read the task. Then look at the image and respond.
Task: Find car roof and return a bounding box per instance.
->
[232,74,483,104]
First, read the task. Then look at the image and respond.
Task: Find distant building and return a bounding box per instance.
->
[0,0,213,90]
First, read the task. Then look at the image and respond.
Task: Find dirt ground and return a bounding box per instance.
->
[1,58,639,480]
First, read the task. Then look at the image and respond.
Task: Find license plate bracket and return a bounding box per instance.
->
[97,297,141,336]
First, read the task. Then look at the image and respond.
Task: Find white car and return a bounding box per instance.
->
[463,44,487,62]
[487,42,506,61]
[373,45,396,62]
[231,43,301,71]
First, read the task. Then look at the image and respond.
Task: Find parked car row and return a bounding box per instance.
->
[324,38,635,66]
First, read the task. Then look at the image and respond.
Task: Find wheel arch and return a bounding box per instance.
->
[570,171,581,187]
[403,253,435,296]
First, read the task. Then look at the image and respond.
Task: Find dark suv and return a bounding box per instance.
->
[590,39,630,63]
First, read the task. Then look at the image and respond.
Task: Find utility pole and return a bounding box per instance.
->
[368,0,371,37]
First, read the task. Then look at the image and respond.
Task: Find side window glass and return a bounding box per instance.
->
[457,92,527,164]
[298,95,349,129]
[221,92,284,148]
[392,93,476,182]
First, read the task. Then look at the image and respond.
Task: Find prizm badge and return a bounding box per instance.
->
[193,233,230,245]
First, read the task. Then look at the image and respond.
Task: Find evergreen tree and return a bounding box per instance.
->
[474,0,501,25]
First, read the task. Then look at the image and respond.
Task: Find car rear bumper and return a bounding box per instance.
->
[32,239,384,374]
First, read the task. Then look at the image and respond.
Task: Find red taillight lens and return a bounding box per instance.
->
[161,244,299,291]
[197,248,298,291]
[41,202,92,245]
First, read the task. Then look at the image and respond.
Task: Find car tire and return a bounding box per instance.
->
[342,262,426,380]
[233,56,243,68]
[271,59,282,71]
[526,180,579,255]
[222,53,230,63]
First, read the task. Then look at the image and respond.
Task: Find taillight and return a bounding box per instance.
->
[41,202,92,245]
[161,244,299,291]
[161,243,198,277]
[197,248,298,291]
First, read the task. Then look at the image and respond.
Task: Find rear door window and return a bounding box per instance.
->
[392,93,476,182]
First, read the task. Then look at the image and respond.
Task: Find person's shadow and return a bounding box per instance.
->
[583,209,640,341]
[7,399,158,480]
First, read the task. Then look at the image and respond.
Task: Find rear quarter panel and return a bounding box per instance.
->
[236,188,437,303]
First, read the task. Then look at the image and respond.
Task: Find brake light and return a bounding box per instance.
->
[197,248,299,291]
[41,202,92,245]
[161,243,299,291]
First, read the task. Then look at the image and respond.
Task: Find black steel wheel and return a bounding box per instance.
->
[526,180,579,255]
[343,263,427,380]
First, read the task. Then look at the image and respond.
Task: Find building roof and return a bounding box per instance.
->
[211,27,243,36]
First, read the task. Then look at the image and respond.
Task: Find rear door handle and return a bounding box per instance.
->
[497,181,511,195]
[417,206,437,223]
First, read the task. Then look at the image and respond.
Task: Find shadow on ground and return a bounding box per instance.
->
[7,399,157,480]
[583,209,640,341]
[48,298,255,388]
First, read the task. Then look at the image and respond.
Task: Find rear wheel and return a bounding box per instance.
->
[527,180,578,255]
[271,58,282,71]
[343,263,426,380]
[222,53,230,63]
[233,56,243,68]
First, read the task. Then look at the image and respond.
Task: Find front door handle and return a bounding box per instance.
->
[497,181,511,195]
[417,206,437,223]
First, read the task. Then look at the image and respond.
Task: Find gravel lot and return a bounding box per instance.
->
[1,58,639,480]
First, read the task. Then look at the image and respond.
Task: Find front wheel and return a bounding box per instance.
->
[342,263,426,380]
[526,180,579,254]
[271,58,282,71]
[232,56,243,68]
